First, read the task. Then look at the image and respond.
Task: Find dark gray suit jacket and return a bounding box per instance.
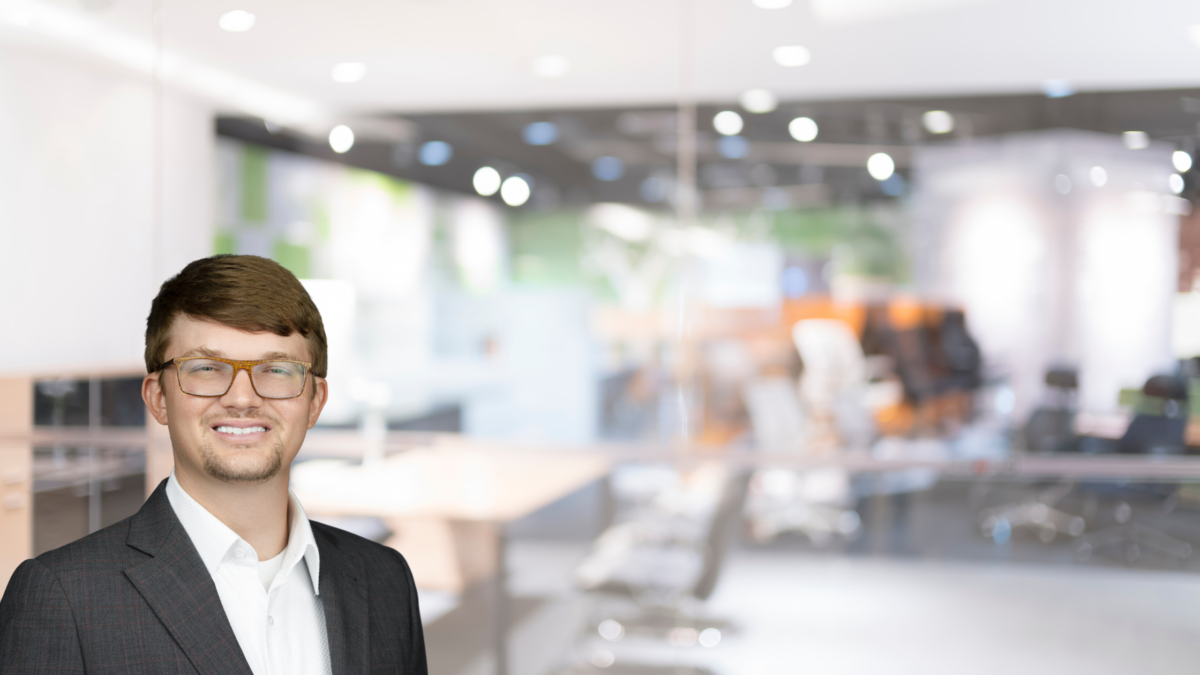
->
[0,480,428,674]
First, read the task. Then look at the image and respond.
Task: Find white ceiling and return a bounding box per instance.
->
[12,0,1200,116]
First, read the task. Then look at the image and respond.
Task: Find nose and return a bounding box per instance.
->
[219,367,263,408]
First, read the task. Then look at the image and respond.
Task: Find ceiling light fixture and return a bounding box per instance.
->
[772,45,811,67]
[1042,79,1074,98]
[1170,173,1185,195]
[331,62,367,84]
[593,156,625,181]
[501,176,531,206]
[329,125,354,153]
[713,111,744,136]
[1054,174,1071,195]
[740,89,778,114]
[1090,166,1107,187]
[1122,131,1149,150]
[867,152,894,180]
[718,136,749,159]
[523,121,559,146]
[532,55,571,79]
[473,167,502,196]
[219,10,256,32]
[789,117,818,142]
[922,110,954,134]
[1174,150,1194,173]
[419,141,453,166]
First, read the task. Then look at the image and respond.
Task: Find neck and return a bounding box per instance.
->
[174,465,292,561]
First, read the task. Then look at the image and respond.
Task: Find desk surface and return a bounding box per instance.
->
[290,444,611,522]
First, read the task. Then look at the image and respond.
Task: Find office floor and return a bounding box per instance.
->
[422,541,1200,675]
[421,477,1200,675]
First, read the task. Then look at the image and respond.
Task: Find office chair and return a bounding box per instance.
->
[573,470,751,645]
[736,317,881,546]
[1074,373,1193,564]
[740,376,859,545]
[977,368,1086,543]
[1023,367,1080,454]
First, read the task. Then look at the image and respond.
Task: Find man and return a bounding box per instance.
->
[0,255,427,674]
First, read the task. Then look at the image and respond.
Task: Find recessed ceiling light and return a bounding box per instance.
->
[1170,173,1185,194]
[1122,131,1149,150]
[922,110,954,134]
[789,117,818,142]
[532,55,570,79]
[501,176,531,206]
[713,111,744,136]
[867,153,894,180]
[329,125,354,153]
[1054,174,1071,195]
[331,62,366,84]
[718,136,749,159]
[219,10,256,32]
[752,0,792,8]
[772,45,810,67]
[740,89,778,114]
[419,141,453,166]
[474,167,502,196]
[592,156,625,181]
[1174,150,1193,173]
[523,121,559,145]
[1089,166,1107,187]
[1042,79,1074,98]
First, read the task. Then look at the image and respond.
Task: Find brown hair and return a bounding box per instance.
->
[144,255,328,377]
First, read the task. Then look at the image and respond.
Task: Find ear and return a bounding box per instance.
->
[143,372,170,426]
[307,376,329,430]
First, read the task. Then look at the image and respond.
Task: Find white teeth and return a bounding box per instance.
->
[215,426,267,435]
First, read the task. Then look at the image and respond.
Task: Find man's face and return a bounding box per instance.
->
[143,315,328,485]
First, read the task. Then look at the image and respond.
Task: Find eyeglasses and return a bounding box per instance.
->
[156,356,311,399]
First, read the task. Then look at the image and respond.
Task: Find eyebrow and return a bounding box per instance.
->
[176,347,305,361]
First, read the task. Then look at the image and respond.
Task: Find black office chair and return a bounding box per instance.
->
[1117,374,1188,455]
[935,309,983,392]
[1075,373,1193,564]
[1023,367,1079,454]
[977,368,1087,543]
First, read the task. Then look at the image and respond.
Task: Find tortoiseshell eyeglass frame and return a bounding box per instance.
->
[155,356,312,399]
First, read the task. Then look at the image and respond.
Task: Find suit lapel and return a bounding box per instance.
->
[123,481,254,675]
[315,525,369,675]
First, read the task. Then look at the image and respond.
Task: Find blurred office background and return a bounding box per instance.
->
[5,0,1200,673]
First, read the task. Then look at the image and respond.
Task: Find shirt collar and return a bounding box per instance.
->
[166,470,321,595]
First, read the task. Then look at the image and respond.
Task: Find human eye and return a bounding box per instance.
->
[182,360,228,376]
[256,362,302,378]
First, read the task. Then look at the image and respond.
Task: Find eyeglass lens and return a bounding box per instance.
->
[177,360,306,398]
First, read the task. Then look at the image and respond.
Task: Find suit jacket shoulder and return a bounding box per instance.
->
[1,483,253,675]
[309,521,427,675]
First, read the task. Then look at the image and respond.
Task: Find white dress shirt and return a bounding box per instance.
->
[166,471,332,675]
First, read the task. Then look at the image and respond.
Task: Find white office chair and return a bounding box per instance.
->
[738,317,876,546]
[792,318,879,452]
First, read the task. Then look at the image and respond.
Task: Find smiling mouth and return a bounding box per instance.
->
[214,426,269,435]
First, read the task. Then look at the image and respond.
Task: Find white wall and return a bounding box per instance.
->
[0,44,212,375]
[914,130,1180,417]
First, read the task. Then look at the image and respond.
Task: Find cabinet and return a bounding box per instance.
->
[0,366,169,587]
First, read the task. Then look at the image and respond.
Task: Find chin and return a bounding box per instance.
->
[201,441,285,484]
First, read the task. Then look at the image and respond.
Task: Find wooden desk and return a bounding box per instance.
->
[290,444,610,675]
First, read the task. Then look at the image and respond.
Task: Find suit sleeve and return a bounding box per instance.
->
[389,549,428,675]
[0,559,85,673]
